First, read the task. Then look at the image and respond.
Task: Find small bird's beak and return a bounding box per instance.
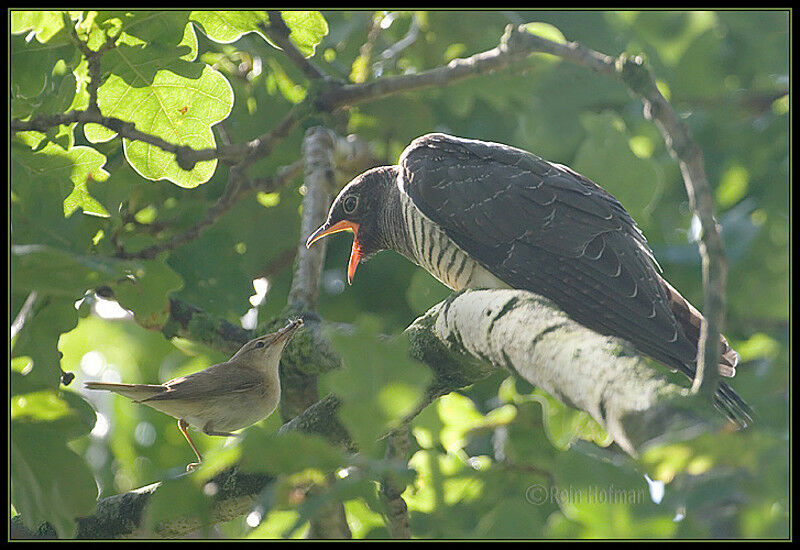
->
[305,220,362,285]
[273,318,303,345]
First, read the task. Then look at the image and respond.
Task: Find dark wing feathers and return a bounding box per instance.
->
[400,134,727,384]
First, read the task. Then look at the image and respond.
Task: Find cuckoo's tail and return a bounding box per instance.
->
[661,280,753,427]
[712,379,755,428]
[662,280,740,378]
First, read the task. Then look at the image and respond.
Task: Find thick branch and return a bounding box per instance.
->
[287,127,337,311]
[406,289,724,456]
[379,428,412,539]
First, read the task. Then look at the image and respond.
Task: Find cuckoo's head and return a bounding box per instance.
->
[306,166,397,284]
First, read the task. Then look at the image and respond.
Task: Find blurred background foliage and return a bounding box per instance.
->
[10,10,788,539]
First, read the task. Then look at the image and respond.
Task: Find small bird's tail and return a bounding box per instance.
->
[84,381,167,402]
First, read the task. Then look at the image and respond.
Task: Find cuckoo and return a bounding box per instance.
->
[306,133,751,426]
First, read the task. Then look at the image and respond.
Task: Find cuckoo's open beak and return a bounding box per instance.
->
[306,220,362,285]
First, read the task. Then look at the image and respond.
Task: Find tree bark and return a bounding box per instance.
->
[407,289,724,456]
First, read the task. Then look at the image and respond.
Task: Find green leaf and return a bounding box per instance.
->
[266,58,306,104]
[239,431,347,475]
[93,11,194,53]
[572,112,664,228]
[110,258,184,329]
[11,389,98,537]
[88,40,232,187]
[143,475,212,536]
[325,317,432,456]
[189,10,270,44]
[10,26,76,98]
[522,22,567,45]
[12,244,130,297]
[531,389,612,450]
[280,11,328,57]
[11,244,183,330]
[12,135,110,220]
[11,297,79,392]
[716,164,750,209]
[10,10,68,42]
[190,11,327,58]
[11,389,95,440]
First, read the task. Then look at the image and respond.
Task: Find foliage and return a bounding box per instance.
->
[10,9,789,539]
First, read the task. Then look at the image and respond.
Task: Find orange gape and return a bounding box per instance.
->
[305,219,362,283]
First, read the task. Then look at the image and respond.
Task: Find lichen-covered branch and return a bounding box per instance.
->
[379,428,412,539]
[287,127,337,312]
[406,289,724,456]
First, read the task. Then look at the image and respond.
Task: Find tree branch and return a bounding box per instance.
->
[10,394,348,539]
[280,127,349,538]
[287,127,337,312]
[13,288,725,538]
[116,161,303,260]
[262,11,330,81]
[406,289,724,457]
[379,428,412,539]
[615,55,726,398]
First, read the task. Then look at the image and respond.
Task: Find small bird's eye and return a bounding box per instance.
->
[255,341,266,349]
[343,195,358,214]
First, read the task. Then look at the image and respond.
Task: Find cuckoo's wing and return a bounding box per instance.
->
[398,134,748,413]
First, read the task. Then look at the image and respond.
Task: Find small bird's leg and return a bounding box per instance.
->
[178,418,203,471]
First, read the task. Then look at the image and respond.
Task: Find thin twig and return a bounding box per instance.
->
[379,428,412,539]
[61,12,117,115]
[10,291,38,341]
[375,14,420,66]
[115,162,302,260]
[261,11,329,81]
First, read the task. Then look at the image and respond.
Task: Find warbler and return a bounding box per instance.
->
[85,318,303,470]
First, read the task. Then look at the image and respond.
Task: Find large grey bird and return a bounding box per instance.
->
[306,133,751,426]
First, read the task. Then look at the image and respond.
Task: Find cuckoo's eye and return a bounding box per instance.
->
[342,195,358,214]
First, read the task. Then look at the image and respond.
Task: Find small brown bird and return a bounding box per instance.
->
[85,318,303,470]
